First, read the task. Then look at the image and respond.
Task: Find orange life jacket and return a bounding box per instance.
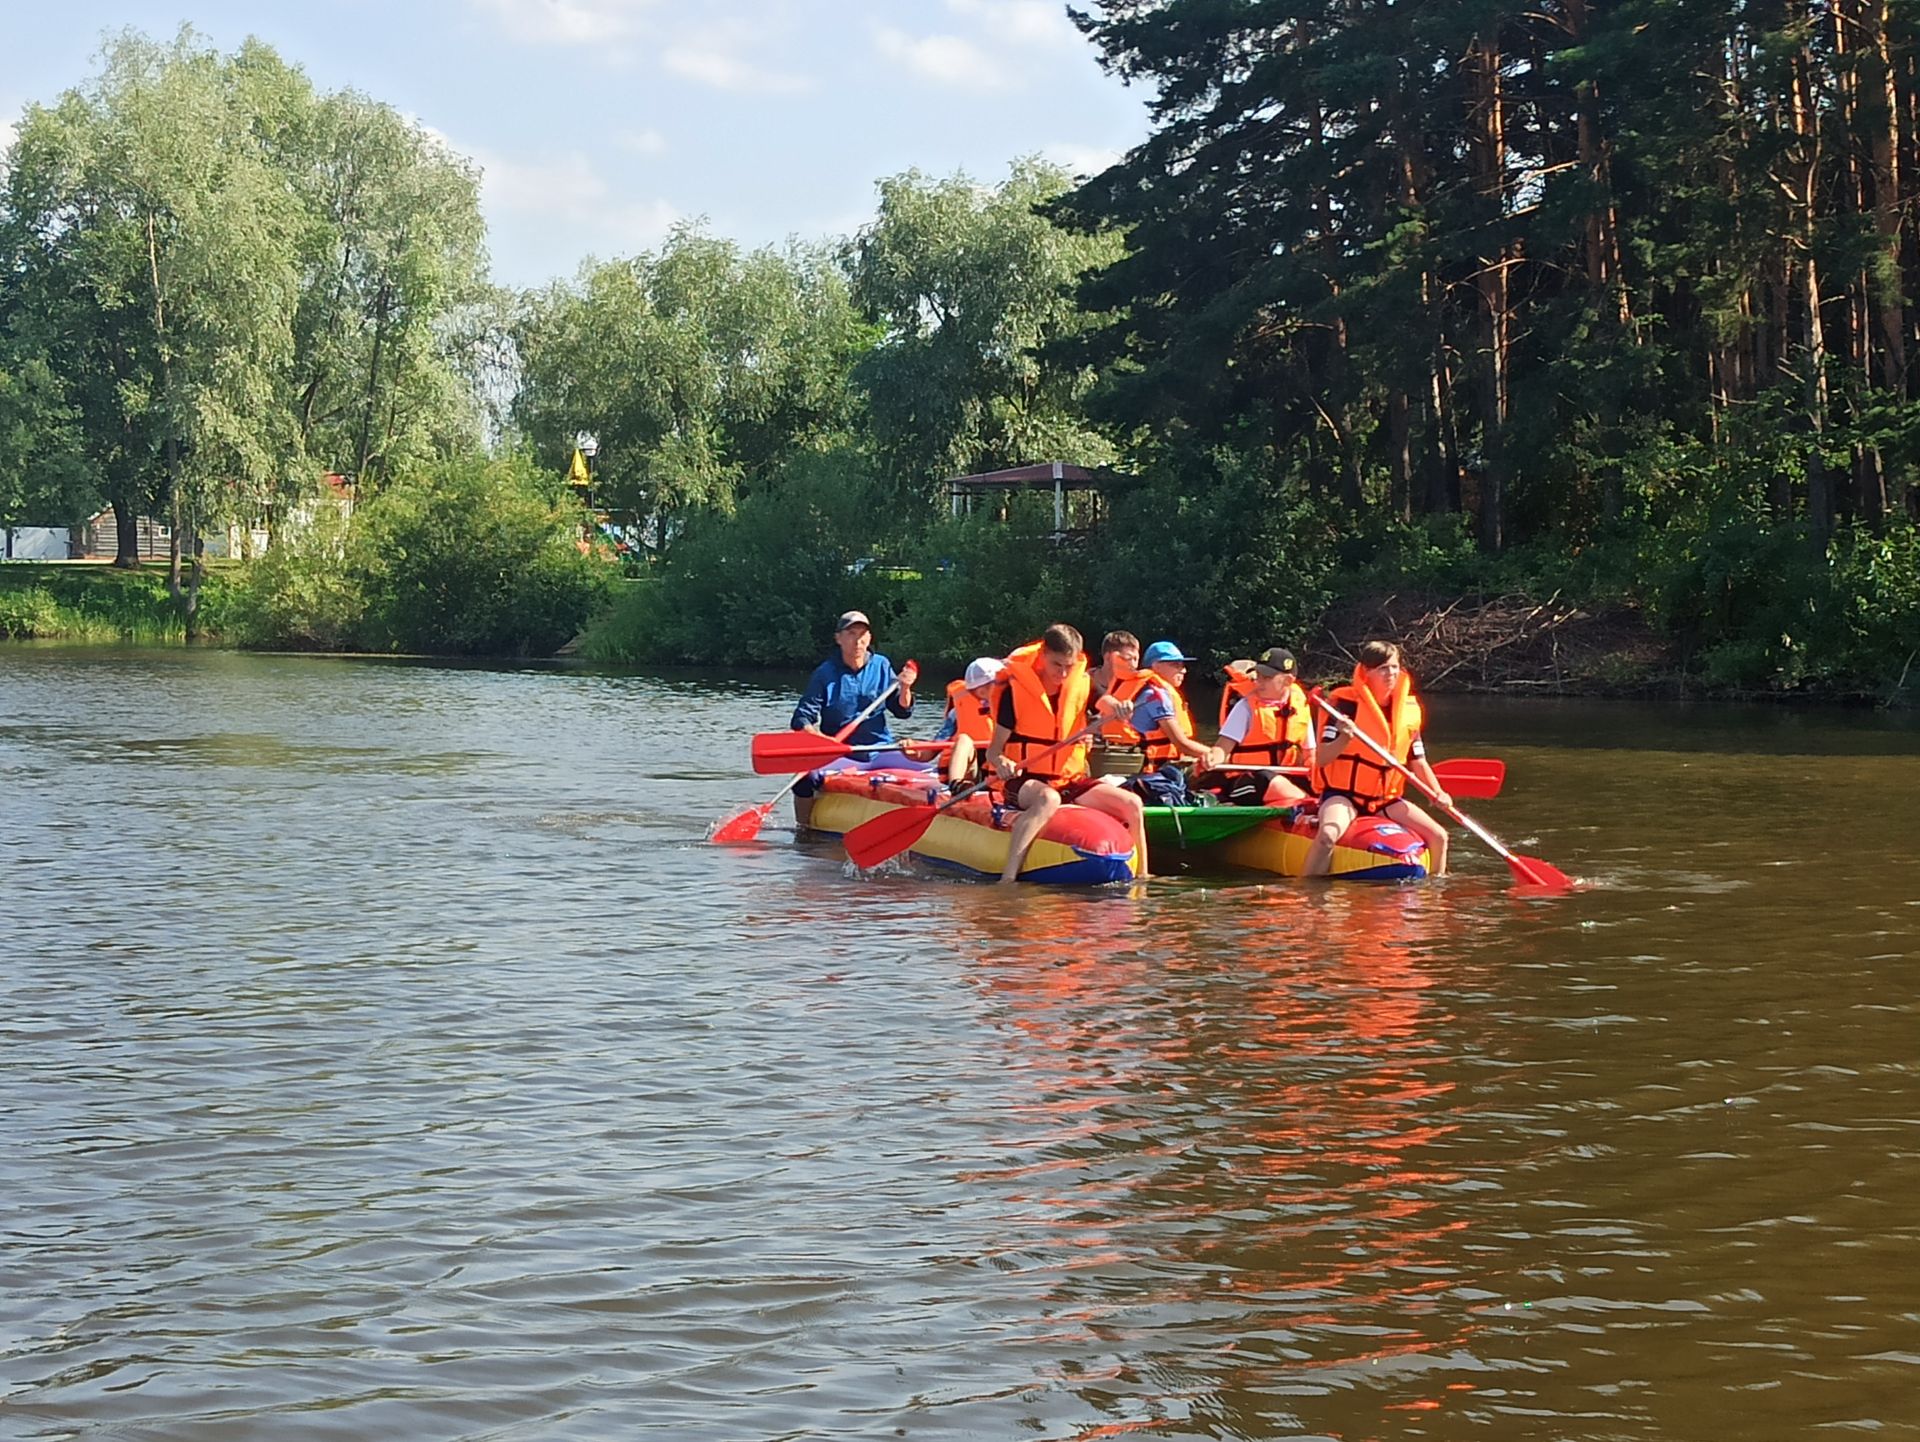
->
[1000,640,1091,781]
[1097,669,1156,745]
[1135,672,1195,767]
[1312,666,1423,802]
[944,677,996,746]
[1224,680,1312,768]
[1219,667,1257,727]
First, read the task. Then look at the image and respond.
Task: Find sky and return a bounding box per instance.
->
[0,0,1157,290]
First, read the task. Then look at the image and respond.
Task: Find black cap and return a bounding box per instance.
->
[1254,646,1297,676]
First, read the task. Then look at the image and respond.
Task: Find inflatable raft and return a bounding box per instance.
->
[805,769,1140,884]
[1144,804,1429,881]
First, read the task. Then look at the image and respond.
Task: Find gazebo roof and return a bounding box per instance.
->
[945,462,1109,491]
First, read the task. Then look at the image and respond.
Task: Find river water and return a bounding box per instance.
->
[2,647,1917,1441]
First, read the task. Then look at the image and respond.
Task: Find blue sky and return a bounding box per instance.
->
[0,1,1155,290]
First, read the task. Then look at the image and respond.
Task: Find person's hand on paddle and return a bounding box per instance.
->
[1094,694,1133,721]
[990,754,1020,781]
[898,660,919,690]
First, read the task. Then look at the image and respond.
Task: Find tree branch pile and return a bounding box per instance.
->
[1306,590,1674,694]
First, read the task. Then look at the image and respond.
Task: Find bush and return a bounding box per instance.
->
[226,508,365,650]
[883,507,1090,664]
[0,585,62,637]
[1084,444,1338,660]
[587,447,900,665]
[229,455,621,655]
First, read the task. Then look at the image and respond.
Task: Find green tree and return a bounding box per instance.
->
[1,29,301,621]
[847,159,1124,498]
[512,228,870,555]
[234,46,490,495]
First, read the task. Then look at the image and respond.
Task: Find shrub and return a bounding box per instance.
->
[0,585,62,637]
[592,447,899,665]
[229,455,620,656]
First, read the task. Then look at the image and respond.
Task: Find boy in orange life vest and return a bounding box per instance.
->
[1120,640,1214,771]
[1198,645,1315,806]
[1303,639,1452,877]
[934,656,1004,789]
[983,623,1149,883]
[1087,630,1141,705]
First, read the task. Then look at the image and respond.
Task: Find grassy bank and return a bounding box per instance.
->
[0,563,229,643]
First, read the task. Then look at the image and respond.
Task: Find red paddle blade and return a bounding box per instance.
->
[1506,853,1575,891]
[751,731,853,774]
[1433,758,1506,799]
[710,800,775,844]
[842,803,939,869]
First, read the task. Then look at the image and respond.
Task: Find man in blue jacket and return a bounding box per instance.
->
[791,610,927,812]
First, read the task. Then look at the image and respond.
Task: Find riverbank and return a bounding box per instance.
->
[0,561,230,643]
[10,559,1910,706]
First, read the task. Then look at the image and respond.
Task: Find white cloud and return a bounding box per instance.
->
[468,139,677,242]
[617,127,668,156]
[468,0,659,45]
[873,27,1008,90]
[662,45,810,95]
[478,147,611,215]
[945,0,1082,50]
[1040,141,1121,178]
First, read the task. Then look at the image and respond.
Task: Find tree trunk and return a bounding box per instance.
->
[355,283,391,490]
[112,495,140,569]
[1793,45,1834,546]
[1468,31,1510,552]
[1863,0,1905,522]
[1387,388,1414,523]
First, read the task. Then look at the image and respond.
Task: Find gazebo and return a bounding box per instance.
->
[946,461,1112,541]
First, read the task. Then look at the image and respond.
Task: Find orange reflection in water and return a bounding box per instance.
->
[952,883,1491,1433]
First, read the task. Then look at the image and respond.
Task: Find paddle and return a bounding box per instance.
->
[842,722,1101,870]
[711,666,913,844]
[1308,691,1572,891]
[751,730,952,774]
[1224,756,1504,799]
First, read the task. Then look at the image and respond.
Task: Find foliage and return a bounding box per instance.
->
[583,447,896,666]
[0,562,230,641]
[224,506,365,650]
[847,160,1125,499]
[887,508,1094,664]
[512,231,872,551]
[1082,441,1340,662]
[0,28,489,582]
[229,456,619,655]
[0,354,93,526]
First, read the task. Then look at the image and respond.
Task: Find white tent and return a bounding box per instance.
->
[3,527,71,560]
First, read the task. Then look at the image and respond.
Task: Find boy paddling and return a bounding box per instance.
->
[1303,640,1451,877]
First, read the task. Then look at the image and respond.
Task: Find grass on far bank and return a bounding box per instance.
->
[0,561,231,643]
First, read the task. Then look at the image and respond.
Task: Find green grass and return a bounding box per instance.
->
[0,562,232,642]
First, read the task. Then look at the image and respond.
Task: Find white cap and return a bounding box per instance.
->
[963,657,1005,690]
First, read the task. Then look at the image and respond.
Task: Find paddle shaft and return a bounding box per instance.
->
[1225,757,1499,797]
[752,733,951,773]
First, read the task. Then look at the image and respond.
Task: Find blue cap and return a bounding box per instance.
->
[1142,640,1196,665]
